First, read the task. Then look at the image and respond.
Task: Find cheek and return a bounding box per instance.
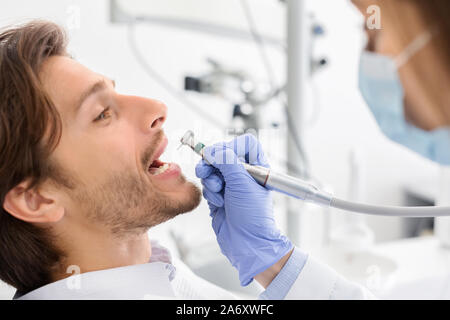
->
[92,131,139,176]
[55,127,139,185]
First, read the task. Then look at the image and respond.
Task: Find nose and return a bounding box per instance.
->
[122,95,168,132]
[148,99,167,130]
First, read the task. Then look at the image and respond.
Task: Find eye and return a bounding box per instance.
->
[94,107,112,122]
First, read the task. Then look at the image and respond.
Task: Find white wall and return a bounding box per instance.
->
[0,0,439,297]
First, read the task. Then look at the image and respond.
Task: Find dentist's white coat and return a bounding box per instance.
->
[17,240,375,300]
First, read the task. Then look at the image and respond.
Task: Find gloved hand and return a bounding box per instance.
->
[195,134,293,286]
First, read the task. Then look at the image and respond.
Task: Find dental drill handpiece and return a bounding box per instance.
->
[180,131,450,217]
[179,130,333,206]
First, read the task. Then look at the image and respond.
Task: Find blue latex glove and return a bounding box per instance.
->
[195,134,293,286]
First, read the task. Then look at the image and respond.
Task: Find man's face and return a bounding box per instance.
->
[40,56,201,235]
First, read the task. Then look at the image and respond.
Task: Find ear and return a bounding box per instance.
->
[2,180,65,223]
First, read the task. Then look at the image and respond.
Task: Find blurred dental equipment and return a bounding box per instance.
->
[180,130,450,218]
[184,58,276,133]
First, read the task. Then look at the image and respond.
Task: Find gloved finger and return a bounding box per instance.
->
[206,200,219,217]
[195,159,214,179]
[202,143,249,179]
[226,133,270,168]
[202,188,224,208]
[211,208,225,235]
[201,173,224,193]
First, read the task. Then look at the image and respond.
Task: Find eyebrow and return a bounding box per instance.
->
[75,78,116,114]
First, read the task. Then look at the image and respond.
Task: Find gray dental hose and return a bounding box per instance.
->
[180,130,450,218]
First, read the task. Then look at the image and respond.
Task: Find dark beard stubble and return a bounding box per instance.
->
[69,170,202,237]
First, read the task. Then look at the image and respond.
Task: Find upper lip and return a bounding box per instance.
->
[148,135,168,168]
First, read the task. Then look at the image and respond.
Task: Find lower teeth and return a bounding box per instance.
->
[151,163,169,175]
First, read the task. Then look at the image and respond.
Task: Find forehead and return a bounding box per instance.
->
[39,56,101,114]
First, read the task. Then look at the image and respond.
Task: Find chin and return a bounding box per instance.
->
[177,180,202,212]
[158,177,202,213]
[147,163,202,216]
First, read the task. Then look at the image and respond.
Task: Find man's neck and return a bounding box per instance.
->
[53,228,152,282]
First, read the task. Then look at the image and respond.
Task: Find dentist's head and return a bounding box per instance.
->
[353,0,450,164]
[0,21,201,294]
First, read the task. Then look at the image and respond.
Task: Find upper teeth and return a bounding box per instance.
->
[152,163,170,175]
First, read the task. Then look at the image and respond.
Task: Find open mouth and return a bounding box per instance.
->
[147,136,171,176]
[148,159,170,175]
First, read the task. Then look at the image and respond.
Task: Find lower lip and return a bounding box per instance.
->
[149,162,181,180]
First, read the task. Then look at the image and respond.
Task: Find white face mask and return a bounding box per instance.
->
[358,30,450,165]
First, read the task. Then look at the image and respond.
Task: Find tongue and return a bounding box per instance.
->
[150,159,164,168]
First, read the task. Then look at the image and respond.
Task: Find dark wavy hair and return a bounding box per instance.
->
[0,20,67,294]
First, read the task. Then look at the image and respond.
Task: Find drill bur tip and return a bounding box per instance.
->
[180,130,195,148]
